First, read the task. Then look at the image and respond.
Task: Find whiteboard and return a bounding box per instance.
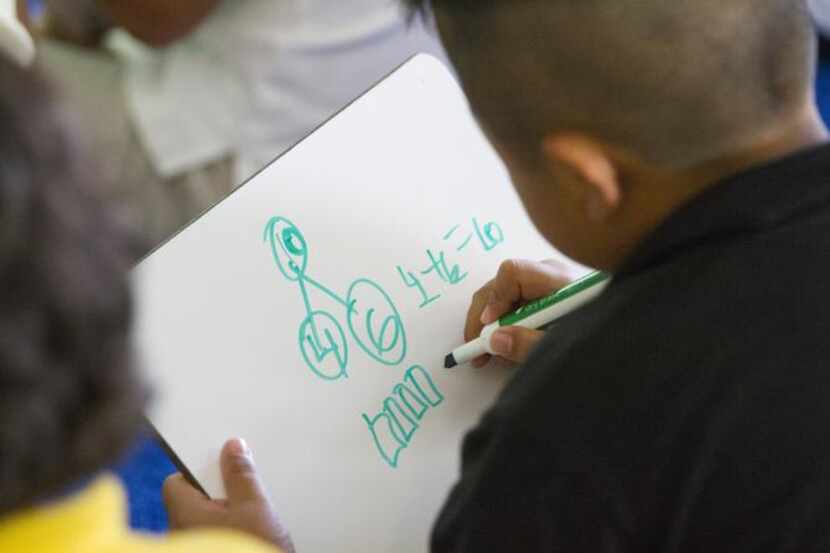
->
[134,54,583,553]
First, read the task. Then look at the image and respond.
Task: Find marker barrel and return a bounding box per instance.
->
[450,336,489,367]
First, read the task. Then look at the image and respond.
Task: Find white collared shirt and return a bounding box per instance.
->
[113,0,447,184]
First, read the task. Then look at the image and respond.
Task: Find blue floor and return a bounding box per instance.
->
[113,435,177,532]
[115,58,830,534]
[818,60,830,123]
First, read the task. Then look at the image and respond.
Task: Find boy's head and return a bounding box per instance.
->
[0,57,147,515]
[406,0,822,269]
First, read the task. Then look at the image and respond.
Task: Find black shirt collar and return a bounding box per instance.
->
[616,142,830,278]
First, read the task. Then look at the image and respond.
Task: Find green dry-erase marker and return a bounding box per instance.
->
[444,271,610,368]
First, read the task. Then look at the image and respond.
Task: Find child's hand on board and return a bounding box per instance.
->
[465,259,573,366]
[163,439,296,553]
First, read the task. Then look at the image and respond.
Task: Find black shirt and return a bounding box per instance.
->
[432,144,830,553]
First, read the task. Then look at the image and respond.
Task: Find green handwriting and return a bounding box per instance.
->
[265,216,408,381]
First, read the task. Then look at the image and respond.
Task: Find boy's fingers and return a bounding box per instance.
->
[465,278,495,342]
[489,327,546,364]
[480,260,526,324]
[221,438,268,505]
[464,259,571,366]
[482,260,572,324]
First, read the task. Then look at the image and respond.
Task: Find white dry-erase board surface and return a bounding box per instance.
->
[134,54,585,553]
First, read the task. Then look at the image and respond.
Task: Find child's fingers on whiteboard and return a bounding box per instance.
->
[221,438,268,504]
[220,440,298,553]
[471,353,492,369]
[161,440,295,551]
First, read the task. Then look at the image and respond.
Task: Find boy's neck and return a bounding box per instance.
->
[602,106,829,272]
[691,105,829,187]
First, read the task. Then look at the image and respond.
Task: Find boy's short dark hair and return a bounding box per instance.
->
[0,57,147,515]
[404,0,816,168]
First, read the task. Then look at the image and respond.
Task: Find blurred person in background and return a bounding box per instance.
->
[18,0,445,249]
[811,0,830,36]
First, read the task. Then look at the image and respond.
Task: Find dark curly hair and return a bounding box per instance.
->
[0,56,148,515]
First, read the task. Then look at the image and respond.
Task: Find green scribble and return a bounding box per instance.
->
[283,227,307,256]
[299,311,348,380]
[444,222,474,252]
[363,365,445,469]
[265,216,458,469]
[442,218,506,253]
[363,412,405,468]
[264,217,308,281]
[366,309,399,354]
[442,224,461,241]
[421,249,468,285]
[264,216,407,381]
[384,397,419,442]
[456,234,473,252]
[393,383,428,420]
[404,365,445,407]
[304,274,355,312]
[397,266,440,308]
[472,217,505,251]
[347,279,407,366]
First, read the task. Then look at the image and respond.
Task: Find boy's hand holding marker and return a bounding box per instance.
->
[457,259,604,367]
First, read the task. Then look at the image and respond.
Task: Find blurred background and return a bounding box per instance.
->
[19,0,447,249]
[15,0,830,534]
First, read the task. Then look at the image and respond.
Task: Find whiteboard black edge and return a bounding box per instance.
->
[131,53,452,269]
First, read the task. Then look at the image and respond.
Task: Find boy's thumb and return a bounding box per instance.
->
[489,327,545,364]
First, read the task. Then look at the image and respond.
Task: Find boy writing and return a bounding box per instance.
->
[167,0,830,550]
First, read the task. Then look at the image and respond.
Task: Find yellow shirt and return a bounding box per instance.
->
[0,476,279,553]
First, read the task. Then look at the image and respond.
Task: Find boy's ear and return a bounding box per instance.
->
[541,133,622,222]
